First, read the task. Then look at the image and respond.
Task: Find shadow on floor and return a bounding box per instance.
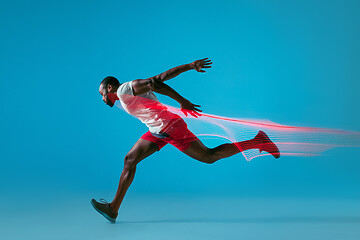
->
[118,216,360,224]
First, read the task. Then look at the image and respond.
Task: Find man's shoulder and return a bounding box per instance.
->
[117,80,135,96]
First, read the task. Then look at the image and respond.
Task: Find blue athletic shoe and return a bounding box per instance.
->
[91,199,118,223]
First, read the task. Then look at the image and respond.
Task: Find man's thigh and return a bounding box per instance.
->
[126,138,159,164]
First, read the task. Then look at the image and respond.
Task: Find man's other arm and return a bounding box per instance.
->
[132,79,202,117]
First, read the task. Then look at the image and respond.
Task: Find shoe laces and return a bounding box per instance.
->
[99,198,116,213]
[99,198,110,205]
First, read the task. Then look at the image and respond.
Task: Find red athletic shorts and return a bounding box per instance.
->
[140,118,199,152]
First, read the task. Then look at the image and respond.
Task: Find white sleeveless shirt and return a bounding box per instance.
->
[116,81,180,134]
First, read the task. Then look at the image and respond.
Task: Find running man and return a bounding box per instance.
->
[92,58,280,223]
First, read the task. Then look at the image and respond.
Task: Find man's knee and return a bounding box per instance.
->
[198,148,218,164]
[124,154,138,170]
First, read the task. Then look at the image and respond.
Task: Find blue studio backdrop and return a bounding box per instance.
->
[1,0,360,215]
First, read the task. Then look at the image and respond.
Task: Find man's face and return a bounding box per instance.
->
[99,84,117,107]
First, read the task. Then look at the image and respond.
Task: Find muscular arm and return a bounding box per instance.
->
[132,79,202,117]
[149,58,212,82]
[150,63,193,82]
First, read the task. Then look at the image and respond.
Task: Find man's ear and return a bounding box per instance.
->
[107,84,112,92]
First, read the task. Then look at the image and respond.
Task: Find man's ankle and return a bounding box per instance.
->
[109,202,117,213]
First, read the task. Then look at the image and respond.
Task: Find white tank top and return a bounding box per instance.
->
[116,80,180,134]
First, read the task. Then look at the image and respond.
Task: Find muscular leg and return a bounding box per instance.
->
[109,138,159,212]
[183,131,279,163]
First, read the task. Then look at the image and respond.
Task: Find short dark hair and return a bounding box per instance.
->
[100,76,120,88]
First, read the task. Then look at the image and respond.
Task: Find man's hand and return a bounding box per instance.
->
[180,99,202,118]
[190,58,213,73]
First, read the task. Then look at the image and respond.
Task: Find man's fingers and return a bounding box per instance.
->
[193,104,201,107]
[189,111,198,118]
[195,59,212,72]
[193,111,202,117]
[182,108,202,118]
[194,108,202,112]
[194,111,202,116]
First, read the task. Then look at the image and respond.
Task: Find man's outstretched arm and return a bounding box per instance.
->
[132,78,202,117]
[149,58,212,82]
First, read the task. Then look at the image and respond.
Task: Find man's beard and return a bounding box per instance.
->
[106,97,114,107]
[104,90,115,107]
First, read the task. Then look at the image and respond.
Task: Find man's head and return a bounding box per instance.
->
[99,76,120,107]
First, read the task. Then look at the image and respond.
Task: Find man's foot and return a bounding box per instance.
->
[255,131,280,159]
[91,199,118,223]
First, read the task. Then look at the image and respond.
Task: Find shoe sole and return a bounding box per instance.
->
[90,200,116,223]
[258,131,280,159]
